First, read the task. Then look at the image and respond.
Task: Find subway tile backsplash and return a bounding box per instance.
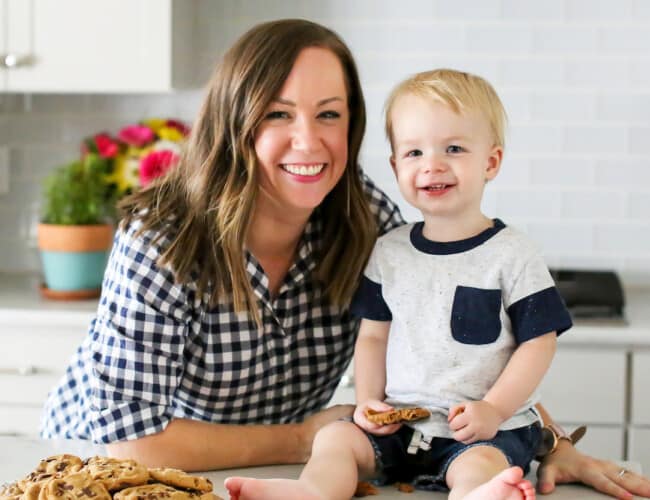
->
[1,0,649,285]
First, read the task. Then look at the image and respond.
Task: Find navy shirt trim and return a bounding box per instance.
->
[410,219,506,255]
[507,286,573,343]
[350,276,392,321]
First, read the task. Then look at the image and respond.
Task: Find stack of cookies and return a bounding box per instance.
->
[0,454,223,500]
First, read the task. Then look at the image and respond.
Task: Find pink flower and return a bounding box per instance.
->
[139,150,179,186]
[118,125,155,148]
[94,133,119,158]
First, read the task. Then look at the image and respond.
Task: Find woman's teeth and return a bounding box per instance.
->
[282,163,325,176]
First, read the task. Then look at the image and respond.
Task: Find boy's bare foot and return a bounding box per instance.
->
[463,467,535,500]
[224,477,324,500]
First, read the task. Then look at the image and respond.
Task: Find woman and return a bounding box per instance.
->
[41,18,649,499]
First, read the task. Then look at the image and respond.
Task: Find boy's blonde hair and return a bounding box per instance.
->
[385,68,507,151]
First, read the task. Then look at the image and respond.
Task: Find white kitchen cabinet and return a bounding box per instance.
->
[628,427,650,475]
[569,425,624,461]
[0,321,87,436]
[631,351,650,425]
[628,351,650,470]
[0,0,196,93]
[0,273,94,437]
[328,378,354,406]
[538,347,627,460]
[539,347,626,425]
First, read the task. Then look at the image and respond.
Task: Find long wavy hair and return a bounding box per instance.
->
[120,19,377,323]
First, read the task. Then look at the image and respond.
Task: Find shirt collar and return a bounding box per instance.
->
[410,218,506,255]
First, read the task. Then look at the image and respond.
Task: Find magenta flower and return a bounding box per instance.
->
[118,125,155,148]
[139,150,179,186]
[94,133,119,158]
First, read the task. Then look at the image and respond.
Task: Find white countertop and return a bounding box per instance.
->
[1,272,649,346]
[0,437,640,499]
[0,273,97,326]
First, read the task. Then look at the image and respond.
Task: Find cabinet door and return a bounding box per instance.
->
[0,323,85,437]
[2,0,183,92]
[539,347,626,424]
[568,425,624,461]
[328,382,354,406]
[631,351,650,425]
[0,324,85,373]
[627,427,650,475]
[0,405,43,437]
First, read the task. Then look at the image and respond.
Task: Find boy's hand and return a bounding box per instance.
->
[354,399,402,436]
[448,400,504,444]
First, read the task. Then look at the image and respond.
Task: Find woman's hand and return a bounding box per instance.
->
[537,440,650,499]
[353,399,402,435]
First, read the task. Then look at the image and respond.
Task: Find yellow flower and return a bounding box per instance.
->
[104,154,141,194]
[157,126,185,142]
[143,119,167,133]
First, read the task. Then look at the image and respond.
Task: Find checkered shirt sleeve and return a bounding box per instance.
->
[40,171,404,443]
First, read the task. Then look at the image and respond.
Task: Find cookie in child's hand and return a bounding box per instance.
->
[365,407,430,425]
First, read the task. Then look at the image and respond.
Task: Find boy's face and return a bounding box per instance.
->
[389,93,502,224]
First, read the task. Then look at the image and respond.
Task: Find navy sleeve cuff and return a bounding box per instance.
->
[507,286,573,343]
[350,276,392,321]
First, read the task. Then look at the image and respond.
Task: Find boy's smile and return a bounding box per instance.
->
[389,93,502,239]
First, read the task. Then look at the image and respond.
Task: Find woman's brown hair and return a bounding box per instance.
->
[120,19,376,324]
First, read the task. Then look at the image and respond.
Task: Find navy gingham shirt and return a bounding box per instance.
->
[40,173,404,443]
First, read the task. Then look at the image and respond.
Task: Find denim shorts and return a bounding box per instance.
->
[364,423,542,492]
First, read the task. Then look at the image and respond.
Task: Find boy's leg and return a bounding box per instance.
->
[225,420,377,500]
[445,445,535,500]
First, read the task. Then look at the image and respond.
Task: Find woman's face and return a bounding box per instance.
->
[254,47,349,216]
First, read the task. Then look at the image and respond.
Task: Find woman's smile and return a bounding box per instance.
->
[280,162,327,182]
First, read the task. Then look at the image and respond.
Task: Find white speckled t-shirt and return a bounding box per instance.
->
[351,219,572,439]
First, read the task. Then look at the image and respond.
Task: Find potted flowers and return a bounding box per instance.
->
[38,118,189,299]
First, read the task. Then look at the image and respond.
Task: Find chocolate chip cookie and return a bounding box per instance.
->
[148,468,213,493]
[80,456,149,491]
[37,471,111,500]
[114,484,219,500]
[365,407,431,425]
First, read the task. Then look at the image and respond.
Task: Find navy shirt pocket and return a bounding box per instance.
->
[450,286,502,345]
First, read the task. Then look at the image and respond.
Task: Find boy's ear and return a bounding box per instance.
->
[485,146,503,181]
[390,155,397,176]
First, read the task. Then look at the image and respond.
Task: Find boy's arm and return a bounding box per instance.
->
[354,318,390,403]
[450,331,557,443]
[353,318,401,435]
[484,331,557,419]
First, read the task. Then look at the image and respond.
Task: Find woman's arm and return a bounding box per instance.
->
[535,403,650,499]
[106,405,353,471]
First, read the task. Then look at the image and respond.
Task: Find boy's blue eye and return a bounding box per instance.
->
[406,149,422,157]
[447,145,464,154]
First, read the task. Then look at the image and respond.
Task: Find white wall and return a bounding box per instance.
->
[1,0,649,284]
